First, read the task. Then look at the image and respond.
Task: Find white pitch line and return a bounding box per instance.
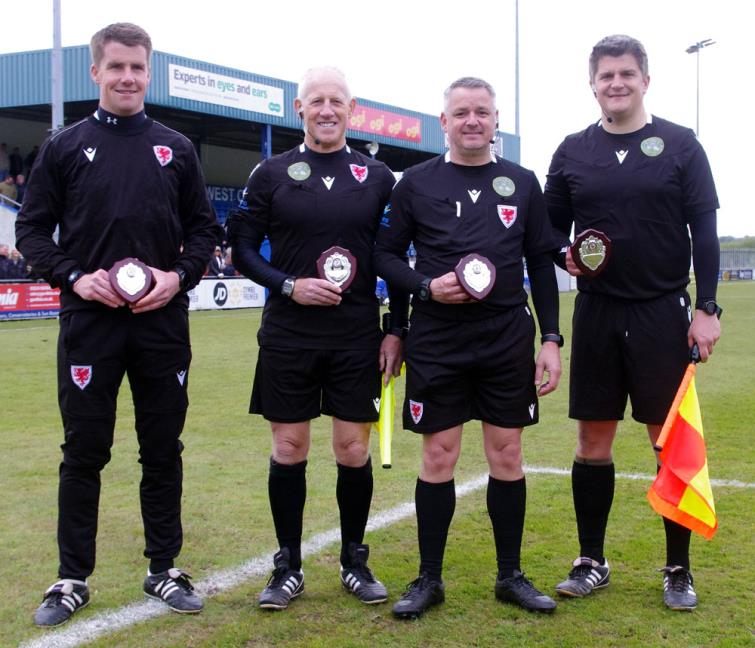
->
[19,465,753,648]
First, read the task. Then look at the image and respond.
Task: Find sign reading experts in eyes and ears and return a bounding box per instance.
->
[169,64,285,117]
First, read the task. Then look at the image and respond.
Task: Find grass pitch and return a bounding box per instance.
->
[1,282,753,647]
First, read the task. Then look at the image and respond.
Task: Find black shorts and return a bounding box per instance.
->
[403,306,538,433]
[57,307,191,419]
[569,290,691,424]
[250,346,381,423]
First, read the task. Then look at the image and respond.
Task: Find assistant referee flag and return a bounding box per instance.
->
[648,362,718,539]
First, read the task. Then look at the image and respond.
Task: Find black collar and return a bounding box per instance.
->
[95,107,148,131]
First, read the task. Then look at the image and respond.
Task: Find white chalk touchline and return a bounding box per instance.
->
[19,465,752,648]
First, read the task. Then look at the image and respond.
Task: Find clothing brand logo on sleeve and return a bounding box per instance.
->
[350,164,368,183]
[153,145,173,167]
[409,400,424,424]
[71,365,92,390]
[83,147,96,162]
[497,205,518,228]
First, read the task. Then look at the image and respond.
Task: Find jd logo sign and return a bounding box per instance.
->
[213,283,228,306]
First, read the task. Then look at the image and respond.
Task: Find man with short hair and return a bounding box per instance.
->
[545,34,720,612]
[227,66,407,611]
[14,173,26,204]
[16,22,220,627]
[0,243,10,279]
[0,175,17,202]
[374,76,562,619]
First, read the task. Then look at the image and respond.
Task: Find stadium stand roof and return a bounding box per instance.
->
[0,46,520,172]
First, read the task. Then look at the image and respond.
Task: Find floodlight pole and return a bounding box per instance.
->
[514,0,520,137]
[685,38,715,137]
[51,0,64,132]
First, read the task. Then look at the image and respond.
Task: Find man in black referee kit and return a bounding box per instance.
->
[16,23,220,627]
[545,34,721,611]
[374,77,562,619]
[227,66,407,610]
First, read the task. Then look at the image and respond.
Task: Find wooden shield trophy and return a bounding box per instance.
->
[571,229,612,277]
[108,258,154,304]
[317,246,357,291]
[454,253,496,301]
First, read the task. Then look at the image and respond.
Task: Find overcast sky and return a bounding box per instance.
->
[1,0,750,236]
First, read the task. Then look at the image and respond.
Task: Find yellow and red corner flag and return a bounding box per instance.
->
[648,361,718,539]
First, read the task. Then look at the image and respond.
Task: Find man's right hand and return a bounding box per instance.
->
[72,269,125,308]
[291,277,342,306]
[565,246,584,277]
[429,272,472,304]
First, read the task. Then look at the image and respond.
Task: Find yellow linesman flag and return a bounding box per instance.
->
[647,362,718,539]
[378,374,395,469]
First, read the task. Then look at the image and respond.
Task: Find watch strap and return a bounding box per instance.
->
[541,333,564,347]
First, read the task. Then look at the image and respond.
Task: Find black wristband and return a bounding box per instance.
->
[541,333,564,347]
[382,312,408,339]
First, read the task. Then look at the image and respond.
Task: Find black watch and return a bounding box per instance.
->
[174,267,187,291]
[281,277,296,297]
[382,312,409,340]
[66,269,85,291]
[697,299,723,318]
[541,333,564,347]
[417,277,432,301]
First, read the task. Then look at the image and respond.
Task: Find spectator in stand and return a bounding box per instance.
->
[222,248,236,277]
[24,146,39,176]
[0,243,10,278]
[15,174,27,204]
[7,249,28,279]
[9,147,23,179]
[0,143,9,181]
[0,176,18,202]
[207,245,225,276]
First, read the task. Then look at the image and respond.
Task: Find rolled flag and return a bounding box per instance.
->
[647,356,717,539]
[378,372,398,469]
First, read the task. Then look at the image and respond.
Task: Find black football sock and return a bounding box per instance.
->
[416,478,455,580]
[268,457,307,570]
[336,457,373,567]
[487,476,526,578]
[573,458,614,563]
[663,516,691,570]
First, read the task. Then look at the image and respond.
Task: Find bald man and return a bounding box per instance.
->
[227,67,408,610]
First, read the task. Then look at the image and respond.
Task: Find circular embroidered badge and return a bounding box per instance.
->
[493,176,515,197]
[640,137,664,157]
[287,162,311,181]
